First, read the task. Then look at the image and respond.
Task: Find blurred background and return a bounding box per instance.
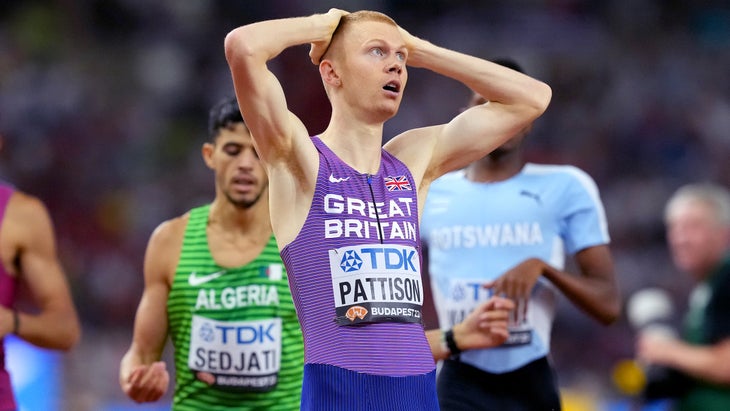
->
[1,0,729,410]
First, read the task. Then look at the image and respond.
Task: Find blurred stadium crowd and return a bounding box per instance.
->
[1,0,729,410]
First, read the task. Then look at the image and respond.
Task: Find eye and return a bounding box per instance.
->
[370,47,385,57]
[222,143,242,156]
[395,51,406,62]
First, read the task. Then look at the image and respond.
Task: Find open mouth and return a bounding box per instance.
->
[383,81,400,93]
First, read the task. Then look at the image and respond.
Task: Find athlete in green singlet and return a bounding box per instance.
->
[119,97,304,410]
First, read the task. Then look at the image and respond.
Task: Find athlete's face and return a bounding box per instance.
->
[339,21,408,121]
[204,123,268,209]
[665,199,729,280]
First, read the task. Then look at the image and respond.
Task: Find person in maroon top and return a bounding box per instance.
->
[0,182,81,410]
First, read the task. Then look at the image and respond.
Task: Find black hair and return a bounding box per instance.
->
[207,96,245,140]
[492,58,525,74]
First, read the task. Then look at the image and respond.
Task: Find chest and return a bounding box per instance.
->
[206,234,269,269]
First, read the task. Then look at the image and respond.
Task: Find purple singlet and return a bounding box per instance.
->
[281,137,435,376]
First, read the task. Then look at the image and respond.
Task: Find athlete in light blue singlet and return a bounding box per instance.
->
[421,60,620,411]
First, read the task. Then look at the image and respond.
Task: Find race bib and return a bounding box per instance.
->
[329,244,423,325]
[440,279,492,328]
[441,279,532,347]
[188,316,281,392]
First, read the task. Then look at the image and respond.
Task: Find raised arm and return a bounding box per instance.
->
[224,10,347,246]
[386,30,552,189]
[119,218,183,403]
[223,9,345,163]
[0,192,80,350]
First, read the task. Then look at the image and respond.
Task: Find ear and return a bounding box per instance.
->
[202,142,215,169]
[319,59,341,87]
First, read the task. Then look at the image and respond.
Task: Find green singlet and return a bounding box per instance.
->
[167,205,304,410]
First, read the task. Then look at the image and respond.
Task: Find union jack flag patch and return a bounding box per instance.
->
[384,175,412,191]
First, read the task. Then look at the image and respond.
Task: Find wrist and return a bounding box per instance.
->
[11,309,19,336]
[444,328,461,357]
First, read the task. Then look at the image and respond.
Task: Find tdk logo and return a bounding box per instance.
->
[340,250,363,272]
[450,282,490,302]
[216,323,276,344]
[199,322,216,342]
[198,321,277,344]
[339,247,418,272]
[450,284,466,301]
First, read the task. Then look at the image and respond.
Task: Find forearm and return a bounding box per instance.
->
[426,329,450,361]
[225,13,335,64]
[406,38,551,113]
[659,340,730,386]
[542,262,620,325]
[14,308,80,350]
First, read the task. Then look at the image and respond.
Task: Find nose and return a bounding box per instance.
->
[236,148,258,169]
[387,61,402,74]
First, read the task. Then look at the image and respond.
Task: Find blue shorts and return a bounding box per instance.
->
[301,363,439,411]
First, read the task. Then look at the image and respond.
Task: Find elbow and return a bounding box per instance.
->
[224,27,258,66]
[224,28,245,64]
[598,305,621,326]
[530,82,552,118]
[57,318,82,351]
[62,325,82,352]
[597,297,622,326]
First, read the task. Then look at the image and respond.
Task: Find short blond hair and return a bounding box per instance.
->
[322,10,397,62]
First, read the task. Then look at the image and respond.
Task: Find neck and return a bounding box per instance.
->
[208,196,271,235]
[319,116,384,173]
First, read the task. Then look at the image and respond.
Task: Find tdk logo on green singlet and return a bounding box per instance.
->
[199,322,277,345]
[339,247,417,272]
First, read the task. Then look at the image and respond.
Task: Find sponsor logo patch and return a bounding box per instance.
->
[345,306,368,321]
[328,174,351,183]
[188,270,226,286]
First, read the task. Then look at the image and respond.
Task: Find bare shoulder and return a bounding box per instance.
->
[3,190,55,247]
[6,190,50,223]
[147,212,189,253]
[383,125,443,186]
[143,212,190,286]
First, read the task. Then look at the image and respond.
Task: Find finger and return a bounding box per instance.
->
[478,309,510,325]
[136,362,166,394]
[521,298,529,321]
[127,365,147,385]
[491,326,510,343]
[485,296,512,312]
[504,296,517,310]
[478,315,508,328]
[309,44,317,65]
[482,298,513,317]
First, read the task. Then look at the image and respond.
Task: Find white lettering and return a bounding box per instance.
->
[323,194,414,218]
[430,222,544,250]
[195,286,279,310]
